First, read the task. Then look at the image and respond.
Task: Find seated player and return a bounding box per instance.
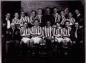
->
[20,22,31,45]
[30,19,43,44]
[53,23,63,43]
[62,21,72,46]
[43,21,53,42]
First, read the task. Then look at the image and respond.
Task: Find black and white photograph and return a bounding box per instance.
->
[1,0,85,63]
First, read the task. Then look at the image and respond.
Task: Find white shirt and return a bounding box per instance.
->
[77,13,80,17]
[6,18,10,29]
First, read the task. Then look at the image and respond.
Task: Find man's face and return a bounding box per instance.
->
[21,12,25,17]
[65,21,70,27]
[6,13,10,19]
[15,13,19,18]
[47,21,51,26]
[37,9,42,15]
[34,20,39,26]
[61,11,65,16]
[75,10,79,15]
[46,8,50,14]
[31,11,36,17]
[64,8,69,14]
[69,13,72,17]
[53,8,58,14]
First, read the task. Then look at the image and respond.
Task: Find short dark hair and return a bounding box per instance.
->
[34,19,39,22]
[37,8,43,11]
[31,10,36,13]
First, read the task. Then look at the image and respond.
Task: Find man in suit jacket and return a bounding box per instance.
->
[6,23,21,54]
[44,7,54,26]
[75,9,84,27]
[2,13,11,35]
[52,7,61,24]
[35,8,45,27]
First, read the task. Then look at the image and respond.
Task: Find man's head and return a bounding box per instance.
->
[53,7,58,14]
[6,13,10,19]
[46,21,51,27]
[68,12,73,17]
[34,19,39,27]
[24,22,28,28]
[14,12,19,18]
[64,8,69,14]
[45,7,51,15]
[60,11,65,16]
[75,9,80,15]
[37,8,42,15]
[31,10,36,17]
[65,21,70,27]
[21,12,25,17]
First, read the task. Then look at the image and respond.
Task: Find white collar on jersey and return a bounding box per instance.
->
[77,13,80,17]
[6,18,10,21]
[33,26,40,28]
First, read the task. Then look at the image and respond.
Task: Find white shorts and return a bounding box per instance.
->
[63,37,71,42]
[21,37,31,44]
[55,37,63,43]
[31,37,42,44]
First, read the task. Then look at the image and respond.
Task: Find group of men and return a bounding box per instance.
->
[2,7,84,50]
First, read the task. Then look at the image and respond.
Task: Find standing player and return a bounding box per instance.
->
[12,12,20,29]
[67,12,75,26]
[20,12,30,27]
[29,10,36,25]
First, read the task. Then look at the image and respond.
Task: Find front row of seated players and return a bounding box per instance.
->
[21,19,43,46]
[20,19,72,48]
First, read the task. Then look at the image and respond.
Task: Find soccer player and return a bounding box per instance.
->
[62,21,72,46]
[20,12,30,27]
[53,23,63,43]
[67,12,75,26]
[29,10,36,25]
[12,12,20,29]
[43,21,53,42]
[21,22,31,45]
[60,11,66,26]
[30,19,43,44]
